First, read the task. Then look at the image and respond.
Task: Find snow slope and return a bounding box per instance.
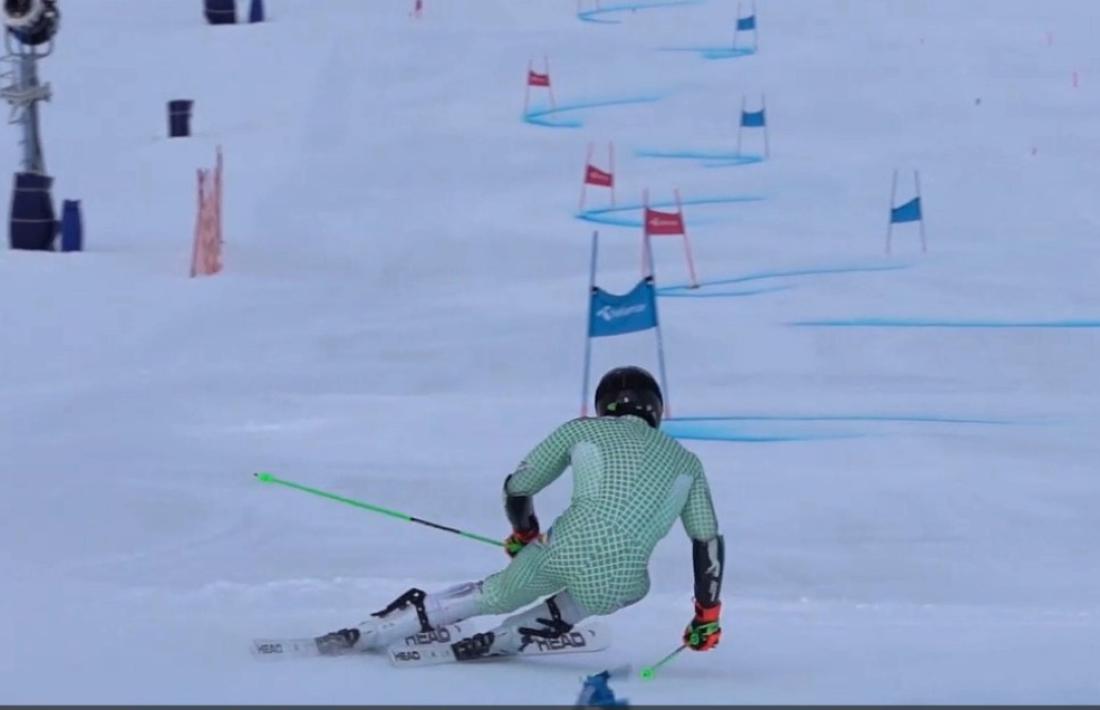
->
[2,0,1099,703]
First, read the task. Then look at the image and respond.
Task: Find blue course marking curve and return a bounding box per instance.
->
[658,285,792,299]
[669,414,1020,425]
[524,96,663,129]
[577,194,765,228]
[789,318,1100,329]
[657,46,756,61]
[662,412,1026,443]
[578,0,704,24]
[664,427,859,443]
[636,148,765,168]
[658,263,911,296]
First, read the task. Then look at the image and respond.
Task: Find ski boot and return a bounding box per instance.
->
[451,631,496,661]
[313,628,361,656]
[312,588,430,654]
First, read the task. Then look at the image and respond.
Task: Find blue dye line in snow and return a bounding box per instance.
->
[577,194,764,228]
[669,414,1018,425]
[662,412,1025,443]
[658,285,792,299]
[524,95,663,129]
[657,46,756,61]
[578,0,704,24]
[664,426,856,443]
[659,263,911,293]
[789,318,1100,329]
[636,148,765,168]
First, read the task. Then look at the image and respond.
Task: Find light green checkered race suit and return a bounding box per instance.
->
[336,366,726,658]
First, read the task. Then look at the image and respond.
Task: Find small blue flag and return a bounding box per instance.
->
[740,109,766,127]
[890,197,922,224]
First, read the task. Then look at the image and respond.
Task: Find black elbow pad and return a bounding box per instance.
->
[692,535,724,607]
[503,474,538,534]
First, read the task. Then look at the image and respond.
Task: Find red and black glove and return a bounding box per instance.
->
[503,527,540,557]
[683,600,722,651]
[502,473,541,557]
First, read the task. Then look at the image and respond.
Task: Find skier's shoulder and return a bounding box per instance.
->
[656,428,705,475]
[558,414,621,431]
[542,416,600,442]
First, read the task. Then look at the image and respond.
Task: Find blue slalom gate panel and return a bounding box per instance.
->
[589,279,659,338]
[737,14,756,31]
[890,197,922,224]
[741,109,765,127]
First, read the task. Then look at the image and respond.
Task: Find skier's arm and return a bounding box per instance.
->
[501,419,586,552]
[681,465,724,650]
[681,471,723,604]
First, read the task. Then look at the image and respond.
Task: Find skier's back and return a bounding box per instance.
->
[321,366,724,659]
[487,413,715,619]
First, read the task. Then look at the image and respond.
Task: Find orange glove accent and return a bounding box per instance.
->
[683,600,722,651]
[503,528,541,557]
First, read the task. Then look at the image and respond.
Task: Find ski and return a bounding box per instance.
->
[250,623,472,661]
[387,622,610,667]
[250,636,330,660]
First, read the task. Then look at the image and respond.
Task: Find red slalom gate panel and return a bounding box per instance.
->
[579,142,616,212]
[642,188,698,288]
[586,164,612,186]
[644,208,685,236]
[524,57,556,113]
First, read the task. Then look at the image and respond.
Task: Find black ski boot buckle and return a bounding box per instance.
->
[452,631,495,661]
[370,587,433,633]
[518,597,574,640]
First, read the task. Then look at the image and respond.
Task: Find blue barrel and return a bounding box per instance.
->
[204,0,237,25]
[9,172,56,251]
[60,199,83,252]
[168,99,193,138]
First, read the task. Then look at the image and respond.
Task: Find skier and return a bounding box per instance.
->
[318,365,724,659]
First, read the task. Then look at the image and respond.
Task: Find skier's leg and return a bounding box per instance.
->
[565,543,651,617]
[447,542,579,660]
[451,565,651,659]
[327,543,564,653]
[477,538,567,614]
[449,544,652,658]
[462,590,592,657]
[319,581,486,653]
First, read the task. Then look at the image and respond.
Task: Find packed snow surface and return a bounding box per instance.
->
[2,0,1099,703]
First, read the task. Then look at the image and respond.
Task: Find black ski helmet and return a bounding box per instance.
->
[594,366,663,428]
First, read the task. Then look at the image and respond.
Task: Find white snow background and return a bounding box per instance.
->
[1,0,1099,703]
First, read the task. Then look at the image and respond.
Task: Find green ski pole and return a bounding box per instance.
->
[640,644,686,680]
[254,472,503,548]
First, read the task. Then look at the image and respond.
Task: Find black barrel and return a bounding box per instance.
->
[9,172,56,250]
[168,99,193,138]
